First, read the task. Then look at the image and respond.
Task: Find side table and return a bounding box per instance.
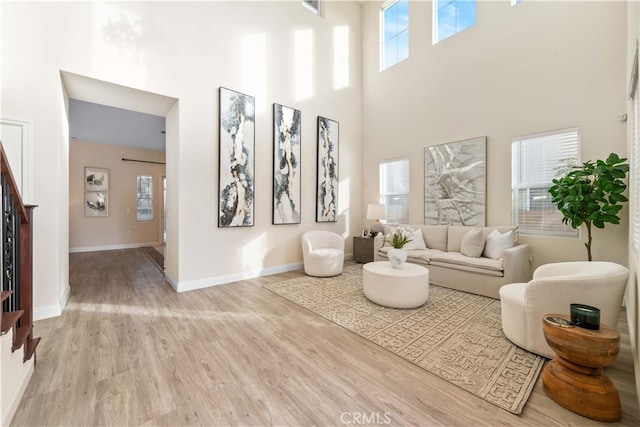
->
[542,313,621,422]
[353,236,374,263]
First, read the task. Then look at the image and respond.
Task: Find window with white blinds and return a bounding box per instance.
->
[511,128,580,236]
[380,158,409,224]
[137,175,153,221]
[632,90,640,252]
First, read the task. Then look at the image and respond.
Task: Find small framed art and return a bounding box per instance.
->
[84,192,108,217]
[85,167,109,192]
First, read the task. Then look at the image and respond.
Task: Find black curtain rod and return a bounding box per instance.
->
[122,158,166,165]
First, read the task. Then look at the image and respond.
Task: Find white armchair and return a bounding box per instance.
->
[499,261,629,358]
[301,231,345,277]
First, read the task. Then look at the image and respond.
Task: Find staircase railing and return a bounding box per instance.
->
[0,140,39,362]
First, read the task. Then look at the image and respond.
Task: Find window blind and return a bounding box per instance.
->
[511,128,579,236]
[380,158,409,224]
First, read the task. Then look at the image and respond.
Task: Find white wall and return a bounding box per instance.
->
[362,0,628,269]
[1,1,363,309]
[1,334,34,426]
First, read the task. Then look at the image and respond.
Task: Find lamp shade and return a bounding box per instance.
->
[366,204,386,220]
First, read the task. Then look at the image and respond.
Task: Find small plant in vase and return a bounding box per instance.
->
[386,226,414,268]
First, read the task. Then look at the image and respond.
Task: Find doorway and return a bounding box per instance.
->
[62,71,177,276]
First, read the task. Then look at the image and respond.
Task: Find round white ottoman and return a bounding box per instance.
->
[363,261,429,308]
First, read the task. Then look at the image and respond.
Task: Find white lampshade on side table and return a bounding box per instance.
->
[367,203,386,234]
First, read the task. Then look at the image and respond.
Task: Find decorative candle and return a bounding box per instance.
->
[570,303,601,330]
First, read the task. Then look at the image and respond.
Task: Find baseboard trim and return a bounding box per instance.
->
[59,284,71,311]
[175,262,304,293]
[33,284,71,321]
[164,272,178,291]
[70,241,163,253]
[33,303,62,321]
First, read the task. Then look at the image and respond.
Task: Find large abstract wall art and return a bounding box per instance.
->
[273,103,302,224]
[424,136,486,226]
[218,87,255,227]
[316,116,339,222]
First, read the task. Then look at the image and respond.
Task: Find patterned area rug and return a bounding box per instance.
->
[263,264,545,414]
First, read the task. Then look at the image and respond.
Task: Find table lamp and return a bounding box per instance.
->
[367,203,386,235]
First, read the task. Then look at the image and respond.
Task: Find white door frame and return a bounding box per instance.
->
[1,118,33,202]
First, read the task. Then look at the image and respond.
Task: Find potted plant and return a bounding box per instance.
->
[548,152,629,261]
[385,226,414,268]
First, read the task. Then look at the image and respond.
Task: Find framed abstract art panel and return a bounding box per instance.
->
[316,116,339,222]
[273,103,302,224]
[218,87,255,227]
[84,192,108,217]
[84,167,109,192]
[424,136,486,226]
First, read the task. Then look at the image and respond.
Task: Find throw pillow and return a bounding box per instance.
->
[403,228,427,250]
[381,227,396,247]
[460,228,485,258]
[483,229,515,259]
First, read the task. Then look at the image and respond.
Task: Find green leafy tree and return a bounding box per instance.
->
[548,153,629,261]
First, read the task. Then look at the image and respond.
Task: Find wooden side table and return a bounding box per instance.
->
[542,313,621,422]
[353,236,374,263]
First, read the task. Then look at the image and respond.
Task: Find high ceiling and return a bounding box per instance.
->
[62,71,176,152]
[69,99,166,152]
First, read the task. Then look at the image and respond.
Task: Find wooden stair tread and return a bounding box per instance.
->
[12,325,30,351]
[1,290,12,303]
[1,310,24,335]
[23,336,40,362]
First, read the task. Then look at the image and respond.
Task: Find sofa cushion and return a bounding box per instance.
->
[460,228,485,258]
[484,226,519,244]
[447,226,472,252]
[380,226,427,250]
[483,229,515,259]
[378,246,443,263]
[429,260,505,277]
[420,225,448,251]
[429,251,504,272]
[403,228,427,250]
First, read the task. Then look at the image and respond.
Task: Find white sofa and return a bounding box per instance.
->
[373,224,531,299]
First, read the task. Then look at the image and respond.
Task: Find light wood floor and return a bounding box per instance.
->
[10,248,640,426]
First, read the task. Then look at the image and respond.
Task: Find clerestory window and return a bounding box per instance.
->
[433,0,476,44]
[381,0,409,71]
